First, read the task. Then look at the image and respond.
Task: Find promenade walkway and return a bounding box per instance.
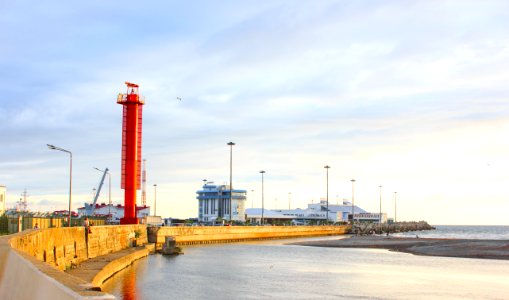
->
[66,245,151,289]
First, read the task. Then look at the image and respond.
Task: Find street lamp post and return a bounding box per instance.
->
[379,185,383,234]
[324,166,330,224]
[394,192,397,223]
[153,184,157,216]
[251,190,254,208]
[260,170,265,225]
[47,144,72,227]
[288,192,291,210]
[227,142,235,222]
[351,179,356,224]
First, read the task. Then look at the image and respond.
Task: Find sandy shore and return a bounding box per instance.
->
[291,236,509,260]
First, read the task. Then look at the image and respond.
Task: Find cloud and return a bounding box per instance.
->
[1,1,509,224]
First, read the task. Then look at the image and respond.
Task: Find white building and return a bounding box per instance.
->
[307,199,368,222]
[77,203,150,223]
[245,207,341,224]
[354,212,388,223]
[196,182,247,222]
[246,199,387,224]
[0,185,6,215]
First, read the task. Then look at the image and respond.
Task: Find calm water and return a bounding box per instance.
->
[393,225,509,240]
[102,226,509,300]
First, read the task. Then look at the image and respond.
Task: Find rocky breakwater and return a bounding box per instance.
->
[352,221,435,235]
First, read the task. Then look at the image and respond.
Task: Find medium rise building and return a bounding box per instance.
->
[196,182,247,222]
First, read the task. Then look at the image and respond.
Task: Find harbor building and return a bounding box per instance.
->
[308,199,368,221]
[196,182,247,222]
[0,185,6,215]
[246,199,387,224]
[353,212,388,223]
[245,208,341,224]
[77,203,150,224]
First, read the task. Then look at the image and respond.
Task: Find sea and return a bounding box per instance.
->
[102,225,509,300]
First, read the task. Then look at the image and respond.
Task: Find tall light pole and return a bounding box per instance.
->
[260,170,265,225]
[351,179,356,224]
[394,192,397,223]
[379,185,383,233]
[288,192,291,210]
[47,144,72,227]
[153,184,157,216]
[94,167,111,219]
[251,190,254,208]
[324,165,330,224]
[227,142,235,222]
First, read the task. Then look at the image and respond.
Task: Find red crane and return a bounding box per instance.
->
[117,82,144,224]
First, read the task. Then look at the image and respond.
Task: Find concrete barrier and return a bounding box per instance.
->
[1,224,347,299]
[91,247,150,288]
[0,225,148,299]
[154,225,349,248]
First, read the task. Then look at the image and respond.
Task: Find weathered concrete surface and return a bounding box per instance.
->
[66,246,149,288]
[1,225,148,299]
[161,236,182,255]
[0,234,113,300]
[154,225,349,249]
[1,225,348,299]
[292,236,509,260]
[9,225,147,271]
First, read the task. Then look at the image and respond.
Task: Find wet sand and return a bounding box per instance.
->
[291,236,509,260]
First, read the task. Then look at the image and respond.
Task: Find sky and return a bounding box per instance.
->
[1,0,508,225]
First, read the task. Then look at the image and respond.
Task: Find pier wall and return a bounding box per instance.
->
[1,224,346,299]
[0,225,147,299]
[8,225,147,271]
[153,225,349,248]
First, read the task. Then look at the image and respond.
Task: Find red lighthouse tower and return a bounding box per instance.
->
[117,82,144,224]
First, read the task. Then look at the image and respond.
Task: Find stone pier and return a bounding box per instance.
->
[150,225,350,249]
[0,225,147,299]
[1,224,349,299]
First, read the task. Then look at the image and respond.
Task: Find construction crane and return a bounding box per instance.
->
[85,167,109,216]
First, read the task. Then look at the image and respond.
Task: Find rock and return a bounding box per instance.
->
[161,236,182,255]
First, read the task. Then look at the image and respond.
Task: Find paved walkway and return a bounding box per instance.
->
[66,246,150,286]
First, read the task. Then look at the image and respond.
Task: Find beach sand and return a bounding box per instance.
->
[291,236,509,260]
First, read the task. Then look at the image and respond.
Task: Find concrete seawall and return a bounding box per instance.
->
[0,225,147,299]
[1,225,348,299]
[152,225,350,249]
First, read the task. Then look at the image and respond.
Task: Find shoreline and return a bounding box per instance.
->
[290,235,509,260]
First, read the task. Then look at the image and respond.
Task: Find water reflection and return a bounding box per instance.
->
[121,267,137,300]
[102,252,149,299]
[102,237,509,299]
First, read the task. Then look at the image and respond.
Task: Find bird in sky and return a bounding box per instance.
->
[177,97,182,101]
